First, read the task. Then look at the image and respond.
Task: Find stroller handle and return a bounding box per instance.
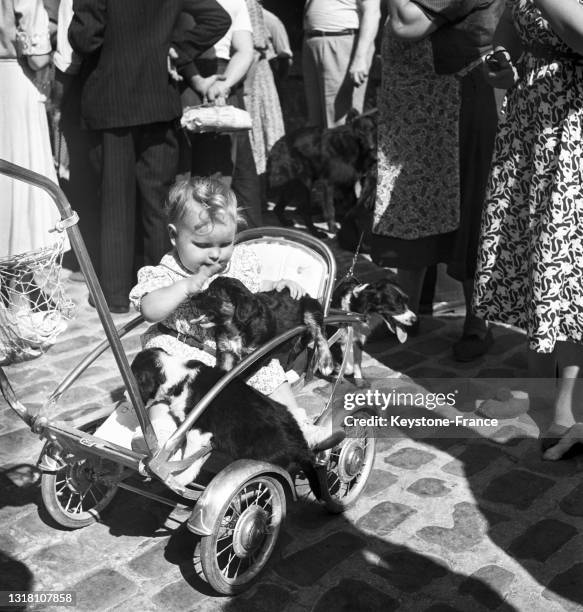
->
[0,159,158,453]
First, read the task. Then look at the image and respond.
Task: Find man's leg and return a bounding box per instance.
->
[302,37,327,128]
[90,128,136,309]
[324,35,371,127]
[135,121,179,267]
[58,72,101,273]
[232,130,263,228]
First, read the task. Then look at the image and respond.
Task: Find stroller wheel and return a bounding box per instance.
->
[198,475,286,594]
[41,454,120,529]
[321,412,376,513]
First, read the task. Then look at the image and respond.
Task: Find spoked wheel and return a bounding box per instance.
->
[199,476,286,594]
[41,454,121,529]
[321,417,376,513]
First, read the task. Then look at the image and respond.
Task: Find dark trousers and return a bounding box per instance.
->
[57,71,100,272]
[89,122,178,307]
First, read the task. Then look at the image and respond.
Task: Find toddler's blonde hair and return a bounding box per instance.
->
[165,176,245,234]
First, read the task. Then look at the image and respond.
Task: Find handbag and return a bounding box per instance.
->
[181,104,252,134]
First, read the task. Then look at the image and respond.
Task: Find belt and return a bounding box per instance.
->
[306,28,358,38]
[157,323,216,355]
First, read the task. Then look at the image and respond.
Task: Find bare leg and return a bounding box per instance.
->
[539,342,583,460]
[552,341,583,429]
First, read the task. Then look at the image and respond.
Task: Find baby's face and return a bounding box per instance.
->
[170,204,236,275]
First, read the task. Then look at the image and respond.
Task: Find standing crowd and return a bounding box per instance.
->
[2,0,583,459]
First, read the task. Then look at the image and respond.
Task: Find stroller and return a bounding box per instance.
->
[0,159,376,595]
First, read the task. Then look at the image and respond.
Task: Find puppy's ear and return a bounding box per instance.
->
[131,351,166,403]
[234,298,260,326]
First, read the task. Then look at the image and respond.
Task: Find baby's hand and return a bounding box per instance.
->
[183,266,217,297]
[274,279,305,300]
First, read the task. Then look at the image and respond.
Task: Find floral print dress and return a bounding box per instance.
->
[243,0,285,176]
[373,21,460,240]
[473,0,583,353]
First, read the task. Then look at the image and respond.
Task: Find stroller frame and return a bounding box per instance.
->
[0,159,376,594]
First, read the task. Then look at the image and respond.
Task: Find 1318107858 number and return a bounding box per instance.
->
[0,591,76,607]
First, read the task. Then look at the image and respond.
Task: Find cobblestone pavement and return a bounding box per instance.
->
[1,226,583,612]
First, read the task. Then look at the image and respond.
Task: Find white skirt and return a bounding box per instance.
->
[0,59,69,258]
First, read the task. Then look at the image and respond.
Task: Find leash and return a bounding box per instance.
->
[334,230,365,290]
[355,107,378,119]
[346,230,364,278]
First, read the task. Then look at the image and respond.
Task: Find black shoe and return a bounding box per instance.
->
[453,328,493,362]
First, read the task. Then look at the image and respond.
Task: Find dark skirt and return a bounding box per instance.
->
[371,68,498,276]
[371,231,456,269]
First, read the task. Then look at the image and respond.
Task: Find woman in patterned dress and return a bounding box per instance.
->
[243,0,285,189]
[371,12,461,319]
[372,0,504,355]
[473,0,583,459]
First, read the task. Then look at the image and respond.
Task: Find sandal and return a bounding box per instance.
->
[540,424,583,460]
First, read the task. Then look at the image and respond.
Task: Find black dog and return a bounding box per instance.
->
[190,276,334,375]
[331,275,417,386]
[267,109,377,238]
[131,347,321,498]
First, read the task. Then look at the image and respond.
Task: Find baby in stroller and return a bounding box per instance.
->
[128,177,338,477]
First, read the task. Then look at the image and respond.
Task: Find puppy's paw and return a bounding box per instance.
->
[353,376,370,389]
[318,350,334,377]
[342,363,354,376]
[185,429,213,456]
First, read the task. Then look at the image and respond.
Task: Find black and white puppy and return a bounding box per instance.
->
[331,275,417,386]
[190,276,334,376]
[131,347,321,497]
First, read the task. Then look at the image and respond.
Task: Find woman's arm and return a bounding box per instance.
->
[386,0,440,41]
[205,29,254,102]
[350,0,382,85]
[533,0,583,54]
